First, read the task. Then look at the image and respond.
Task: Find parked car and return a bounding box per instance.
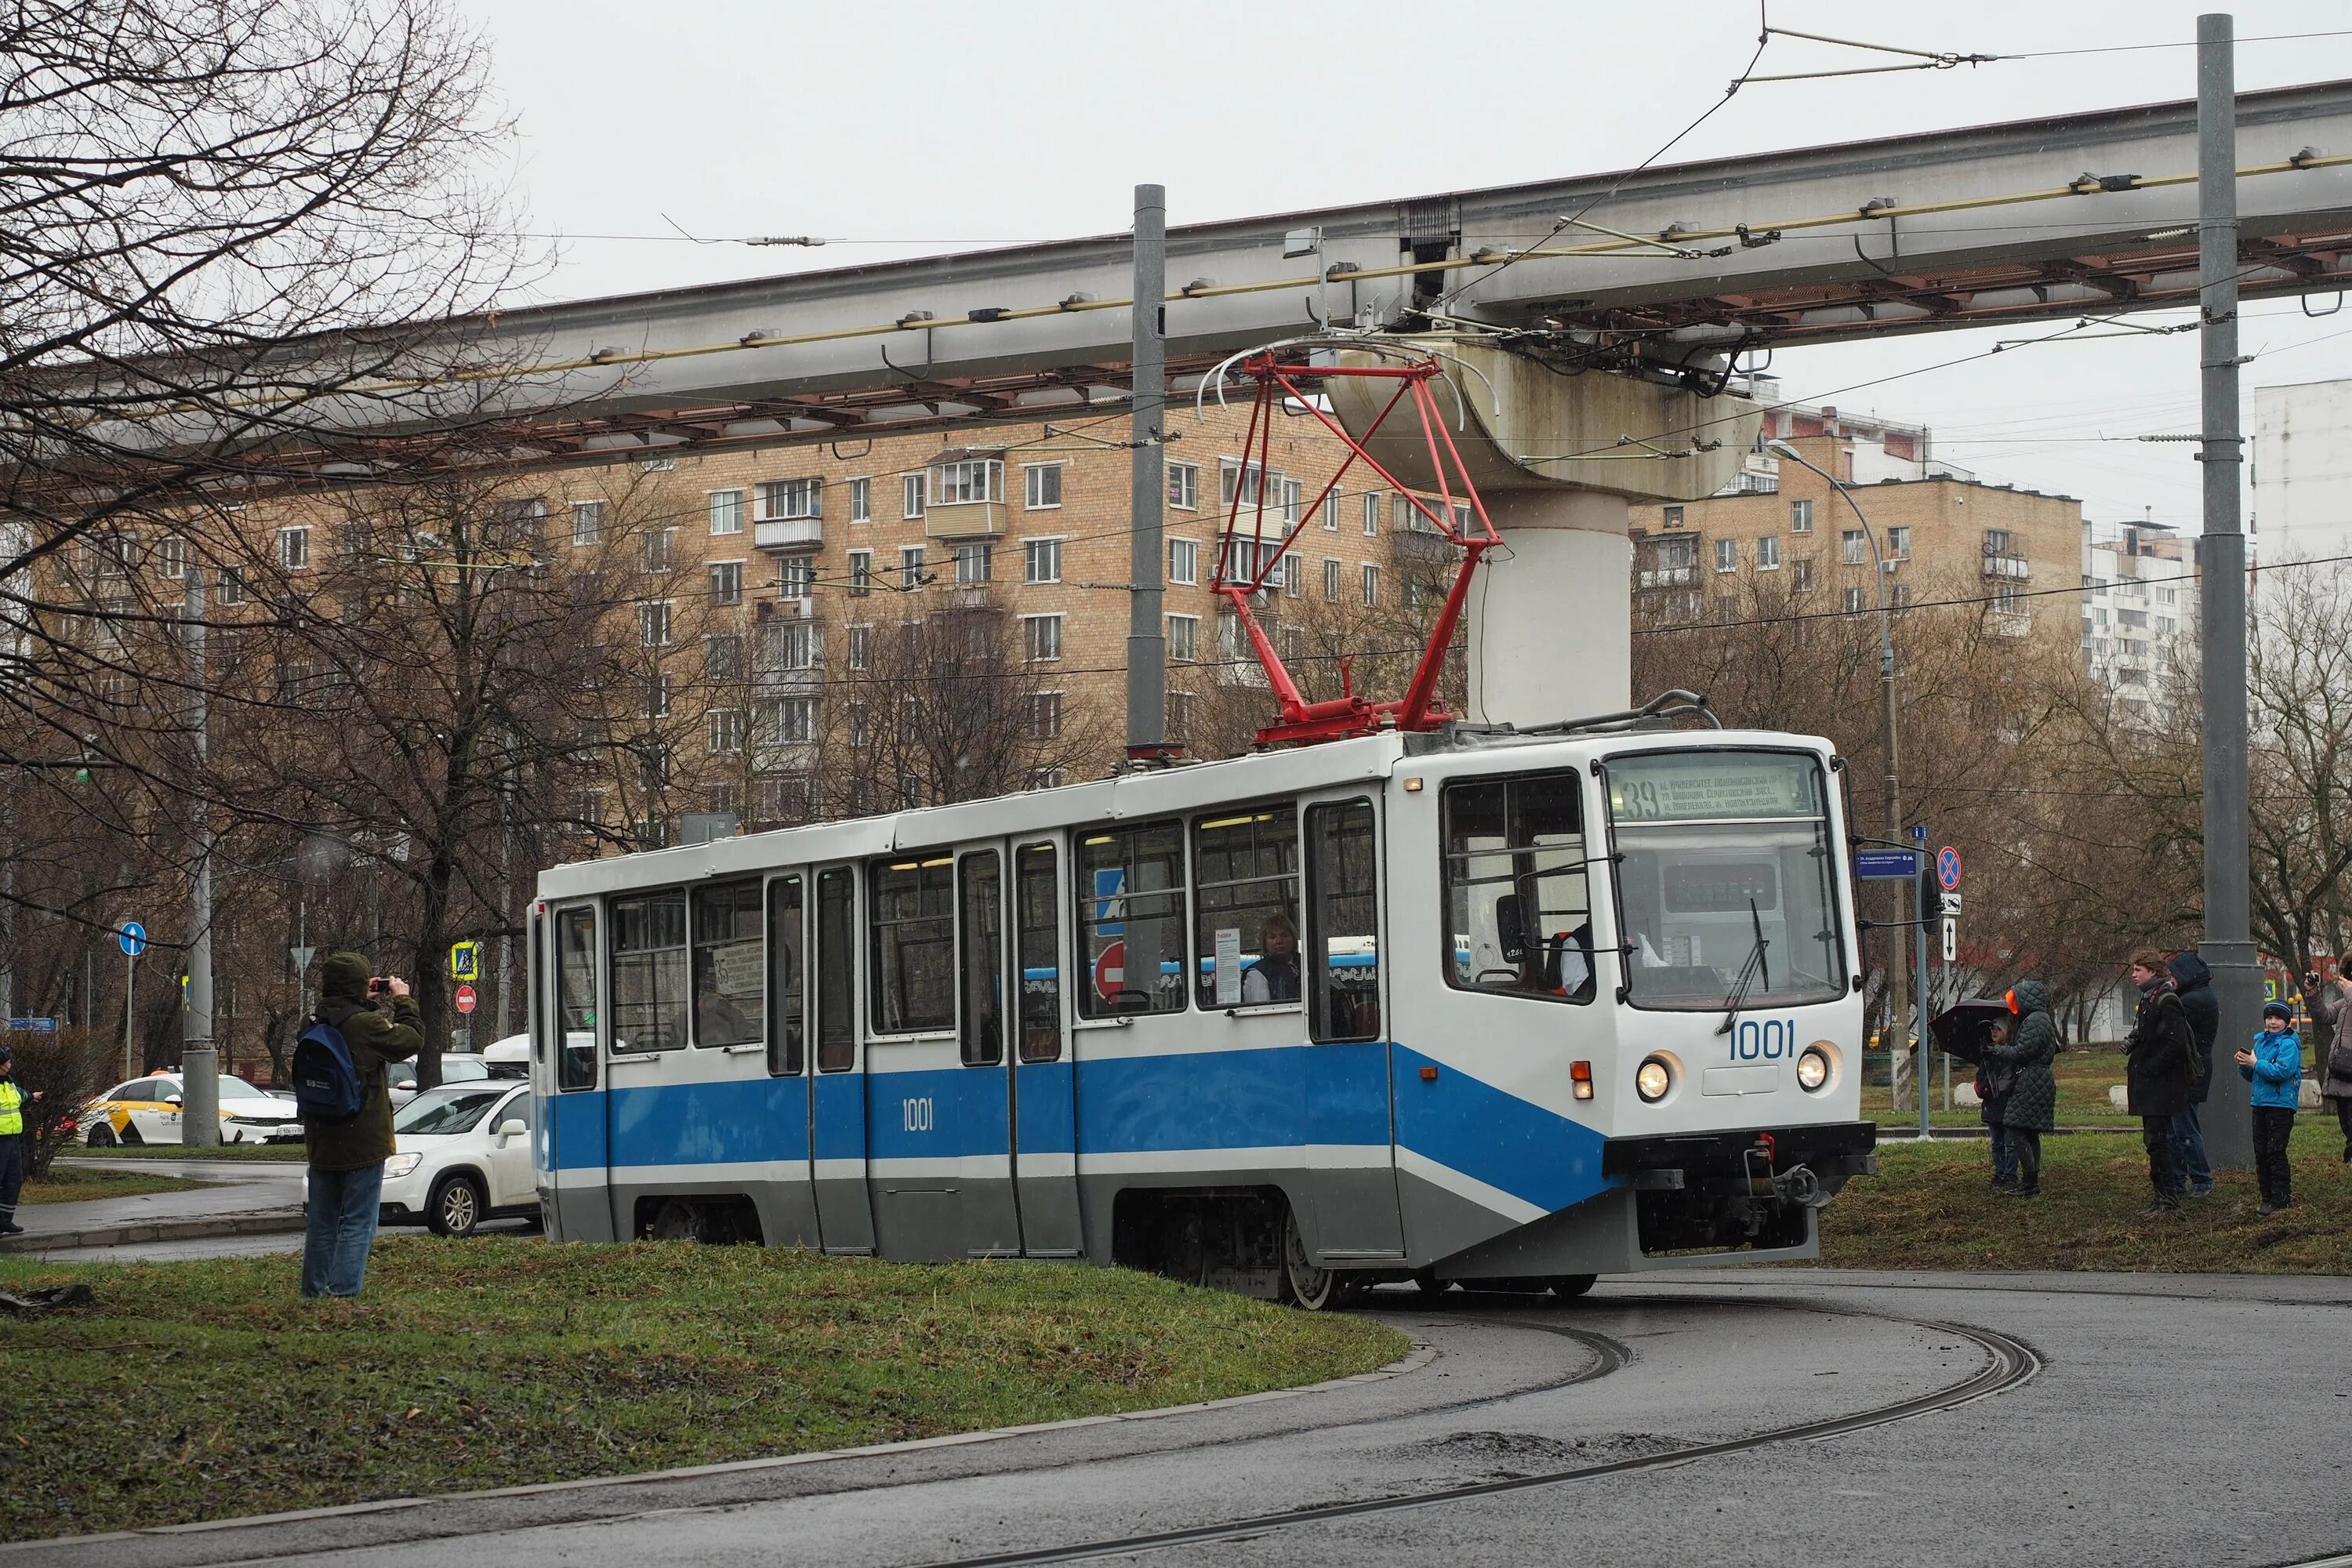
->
[80,1072,304,1146]
[384,1054,492,1108]
[379,1080,537,1236]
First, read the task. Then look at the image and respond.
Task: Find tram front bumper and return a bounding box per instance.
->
[1602,1121,1878,1254]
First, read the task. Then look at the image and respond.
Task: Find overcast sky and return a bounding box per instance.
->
[460,0,2352,532]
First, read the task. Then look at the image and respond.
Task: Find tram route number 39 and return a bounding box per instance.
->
[902,1097,935,1133]
[1729,1018,1800,1062]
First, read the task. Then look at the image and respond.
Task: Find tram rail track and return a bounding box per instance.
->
[907,1298,2041,1568]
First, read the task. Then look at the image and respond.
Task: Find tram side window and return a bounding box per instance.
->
[1441,773,1595,1004]
[815,868,856,1071]
[1076,820,1187,1018]
[959,851,1003,1065]
[691,878,763,1050]
[1194,804,1300,1007]
[1015,843,1062,1062]
[1306,799,1381,1041]
[555,905,597,1090]
[871,855,954,1033]
[767,874,805,1076]
[610,890,689,1051]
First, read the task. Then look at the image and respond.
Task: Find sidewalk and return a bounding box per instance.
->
[4,1157,307,1254]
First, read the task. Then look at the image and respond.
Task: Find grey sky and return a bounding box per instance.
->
[463,0,2352,530]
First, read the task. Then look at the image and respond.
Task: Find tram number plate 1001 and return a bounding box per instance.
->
[1729,1018,1800,1062]
[901,1097,935,1133]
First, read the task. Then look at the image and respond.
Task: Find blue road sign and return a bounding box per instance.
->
[1908,822,1928,843]
[1936,846,1964,891]
[118,921,147,958]
[1854,848,1922,880]
[5,1018,56,1033]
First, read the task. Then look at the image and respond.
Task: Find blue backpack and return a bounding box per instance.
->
[290,1018,364,1123]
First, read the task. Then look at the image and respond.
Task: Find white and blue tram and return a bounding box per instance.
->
[524,724,1876,1304]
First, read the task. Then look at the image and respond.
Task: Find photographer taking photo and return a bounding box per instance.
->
[301,951,421,1299]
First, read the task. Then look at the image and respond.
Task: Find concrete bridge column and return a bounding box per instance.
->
[1468,488,1632,726]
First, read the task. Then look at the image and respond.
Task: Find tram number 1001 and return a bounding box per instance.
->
[902,1097,935,1133]
[1729,1018,1799,1062]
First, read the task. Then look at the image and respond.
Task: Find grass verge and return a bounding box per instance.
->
[20,1167,206,1204]
[0,1238,1408,1543]
[1817,1118,2352,1273]
[66,1142,307,1160]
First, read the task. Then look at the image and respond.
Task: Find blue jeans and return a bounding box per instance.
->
[1987,1122,2018,1185]
[2169,1103,2214,1192]
[302,1163,385,1298]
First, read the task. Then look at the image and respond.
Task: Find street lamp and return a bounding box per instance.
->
[1765,439,1918,1125]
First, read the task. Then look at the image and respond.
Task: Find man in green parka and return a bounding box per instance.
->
[303,951,422,1298]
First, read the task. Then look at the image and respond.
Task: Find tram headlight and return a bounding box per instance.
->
[1796,1047,1831,1092]
[1635,1056,1672,1103]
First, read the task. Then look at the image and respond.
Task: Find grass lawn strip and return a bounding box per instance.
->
[0,1239,1407,1543]
[20,1167,209,1204]
[63,1142,308,1160]
[1818,1117,2352,1273]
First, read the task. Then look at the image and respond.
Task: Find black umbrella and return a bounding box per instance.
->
[1929,998,2014,1067]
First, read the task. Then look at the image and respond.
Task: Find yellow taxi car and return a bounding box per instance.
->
[79,1071,303,1146]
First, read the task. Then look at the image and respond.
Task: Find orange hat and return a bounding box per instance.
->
[2004,988,2019,1014]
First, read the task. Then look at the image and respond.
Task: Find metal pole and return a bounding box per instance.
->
[180,567,218,1145]
[1915,863,1933,1137]
[1125,182,1169,760]
[2198,13,2257,1171]
[122,953,135,1081]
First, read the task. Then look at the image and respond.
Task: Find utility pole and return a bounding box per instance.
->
[2198,13,2256,1170]
[1125,182,1169,761]
[180,566,219,1145]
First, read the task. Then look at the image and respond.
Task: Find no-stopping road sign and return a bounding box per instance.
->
[1936,847,1964,891]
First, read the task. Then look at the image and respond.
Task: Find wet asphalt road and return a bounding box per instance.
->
[18,1269,2352,1568]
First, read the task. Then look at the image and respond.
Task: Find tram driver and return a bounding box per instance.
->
[1243,915,1301,1004]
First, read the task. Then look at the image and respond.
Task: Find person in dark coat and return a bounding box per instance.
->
[1984,980,2059,1197]
[2303,969,2352,1163]
[2125,953,2194,1213]
[1976,1016,2018,1192]
[303,951,423,1298]
[2165,950,2220,1196]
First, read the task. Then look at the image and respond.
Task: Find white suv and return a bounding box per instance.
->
[378,1080,538,1236]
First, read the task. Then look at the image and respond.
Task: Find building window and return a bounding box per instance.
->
[775,556,815,598]
[1023,537,1062,583]
[768,695,818,744]
[758,619,821,672]
[639,601,673,646]
[1790,498,1813,533]
[708,708,743,755]
[1322,492,1339,531]
[1392,494,1417,534]
[642,528,674,574]
[1023,613,1063,662]
[848,477,872,524]
[706,633,742,681]
[902,473,927,519]
[1363,492,1380,535]
[1024,463,1063,510]
[848,703,871,746]
[1168,537,1198,586]
[1842,586,1867,613]
[1361,563,1380,606]
[933,458,1004,505]
[1323,557,1341,601]
[1886,526,1911,559]
[1890,583,1914,608]
[1842,530,1867,565]
[1220,458,1267,507]
[1715,539,1737,573]
[706,560,742,607]
[847,623,872,670]
[277,527,309,571]
[1791,557,1814,591]
[848,549,873,597]
[572,501,604,547]
[756,478,822,521]
[899,545,927,590]
[1167,461,1199,511]
[1280,477,1303,525]
[216,567,245,606]
[955,542,993,584]
[645,673,672,718]
[1166,691,1195,742]
[1024,691,1062,740]
[1757,535,1780,570]
[710,489,744,535]
[1167,613,1198,662]
[1984,528,2013,556]
[158,536,187,580]
[1664,505,1685,528]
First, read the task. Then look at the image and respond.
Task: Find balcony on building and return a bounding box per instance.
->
[925,451,1007,540]
[1981,550,2031,581]
[754,477,823,552]
[1391,503,1459,564]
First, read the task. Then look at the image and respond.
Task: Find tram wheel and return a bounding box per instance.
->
[1548,1274,1598,1300]
[1280,1206,1344,1311]
[648,1200,704,1243]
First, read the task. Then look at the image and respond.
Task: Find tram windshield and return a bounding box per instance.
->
[1605,750,1846,1011]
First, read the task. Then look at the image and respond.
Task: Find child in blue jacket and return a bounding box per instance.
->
[2236,1001,2303,1213]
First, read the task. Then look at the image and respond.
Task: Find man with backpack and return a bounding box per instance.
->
[299,952,421,1298]
[2124,953,2199,1214]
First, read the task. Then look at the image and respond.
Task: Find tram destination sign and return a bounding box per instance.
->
[1607,753,1821,822]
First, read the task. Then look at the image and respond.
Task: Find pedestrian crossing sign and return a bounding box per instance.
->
[450,940,479,982]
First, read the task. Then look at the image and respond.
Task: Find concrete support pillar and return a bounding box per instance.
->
[1467,489,1632,726]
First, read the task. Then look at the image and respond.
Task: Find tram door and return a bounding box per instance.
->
[809,865,876,1253]
[542,901,614,1242]
[1010,838,1083,1254]
[1300,791,1405,1258]
[953,847,1022,1256]
[762,873,820,1247]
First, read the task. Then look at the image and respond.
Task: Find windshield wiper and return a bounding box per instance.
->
[1715,898,1771,1036]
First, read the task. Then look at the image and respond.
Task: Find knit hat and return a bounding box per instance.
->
[320,950,372,1003]
[2263,1000,2294,1022]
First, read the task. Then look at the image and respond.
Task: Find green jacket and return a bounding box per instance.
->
[305,994,423,1172]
